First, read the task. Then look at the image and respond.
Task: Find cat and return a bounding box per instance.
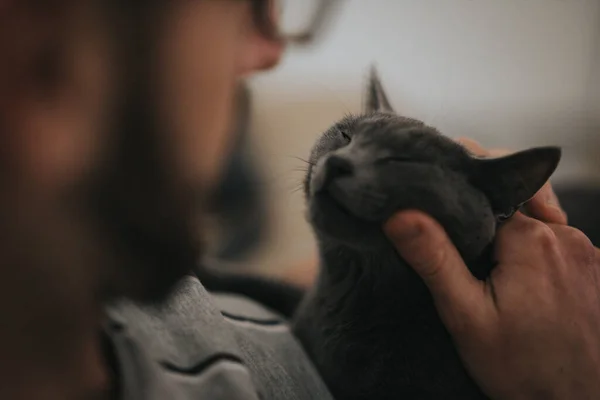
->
[290,67,561,400]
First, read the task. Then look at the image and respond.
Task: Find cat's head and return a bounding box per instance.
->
[304,68,560,260]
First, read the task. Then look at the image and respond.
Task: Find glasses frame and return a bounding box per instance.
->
[252,0,345,45]
[281,0,345,45]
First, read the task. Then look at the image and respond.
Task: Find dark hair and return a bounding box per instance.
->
[250,0,279,39]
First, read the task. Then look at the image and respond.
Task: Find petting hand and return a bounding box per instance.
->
[384,140,600,400]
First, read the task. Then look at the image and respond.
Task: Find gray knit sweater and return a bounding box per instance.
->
[105,275,334,400]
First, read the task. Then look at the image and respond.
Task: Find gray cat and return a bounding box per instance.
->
[291,68,561,400]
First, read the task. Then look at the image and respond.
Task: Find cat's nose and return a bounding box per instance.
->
[324,155,354,184]
[311,154,355,195]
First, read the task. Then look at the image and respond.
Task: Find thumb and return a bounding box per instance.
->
[384,210,488,331]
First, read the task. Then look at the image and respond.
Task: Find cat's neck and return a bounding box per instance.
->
[314,239,434,321]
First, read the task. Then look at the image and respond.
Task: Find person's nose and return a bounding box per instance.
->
[237,1,285,76]
[237,33,285,76]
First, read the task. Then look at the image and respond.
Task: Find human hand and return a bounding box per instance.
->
[383,141,600,399]
[281,255,319,288]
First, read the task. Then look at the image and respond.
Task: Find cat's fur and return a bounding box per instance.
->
[291,68,561,400]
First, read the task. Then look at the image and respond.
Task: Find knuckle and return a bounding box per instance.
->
[417,246,448,282]
[525,221,558,251]
[564,226,591,246]
[558,226,595,263]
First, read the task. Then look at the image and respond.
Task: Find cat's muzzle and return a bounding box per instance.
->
[310,155,389,222]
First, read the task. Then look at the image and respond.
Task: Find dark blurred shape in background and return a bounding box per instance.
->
[207,84,269,262]
[556,185,600,247]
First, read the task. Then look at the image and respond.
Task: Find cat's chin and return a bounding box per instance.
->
[307,193,387,251]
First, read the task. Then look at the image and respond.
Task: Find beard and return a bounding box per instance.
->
[0,3,205,398]
[83,3,205,304]
[0,98,198,400]
[87,86,204,305]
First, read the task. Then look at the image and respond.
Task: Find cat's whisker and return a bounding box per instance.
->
[286,176,307,194]
[289,183,306,195]
[288,155,315,166]
[291,167,310,173]
[256,170,307,187]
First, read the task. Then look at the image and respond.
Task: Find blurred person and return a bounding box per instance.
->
[207,83,270,262]
[0,1,599,399]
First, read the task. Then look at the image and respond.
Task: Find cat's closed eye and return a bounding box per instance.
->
[339,130,351,142]
[375,156,414,165]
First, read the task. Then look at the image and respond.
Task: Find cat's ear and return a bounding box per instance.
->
[470,146,561,213]
[365,66,394,114]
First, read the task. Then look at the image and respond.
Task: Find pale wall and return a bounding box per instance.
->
[245,0,600,273]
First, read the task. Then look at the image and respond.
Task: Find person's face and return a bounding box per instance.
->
[158,0,283,190]
[103,0,285,300]
[1,0,284,305]
[93,0,286,301]
[2,0,282,188]
[0,2,283,397]
[0,1,283,396]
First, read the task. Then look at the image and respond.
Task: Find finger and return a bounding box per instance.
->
[523,182,567,225]
[384,210,489,331]
[487,148,512,157]
[455,137,488,157]
[549,224,595,266]
[455,138,512,159]
[493,212,558,266]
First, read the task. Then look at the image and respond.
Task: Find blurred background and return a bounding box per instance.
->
[208,0,600,282]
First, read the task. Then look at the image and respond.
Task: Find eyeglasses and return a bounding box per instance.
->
[251,0,346,46]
